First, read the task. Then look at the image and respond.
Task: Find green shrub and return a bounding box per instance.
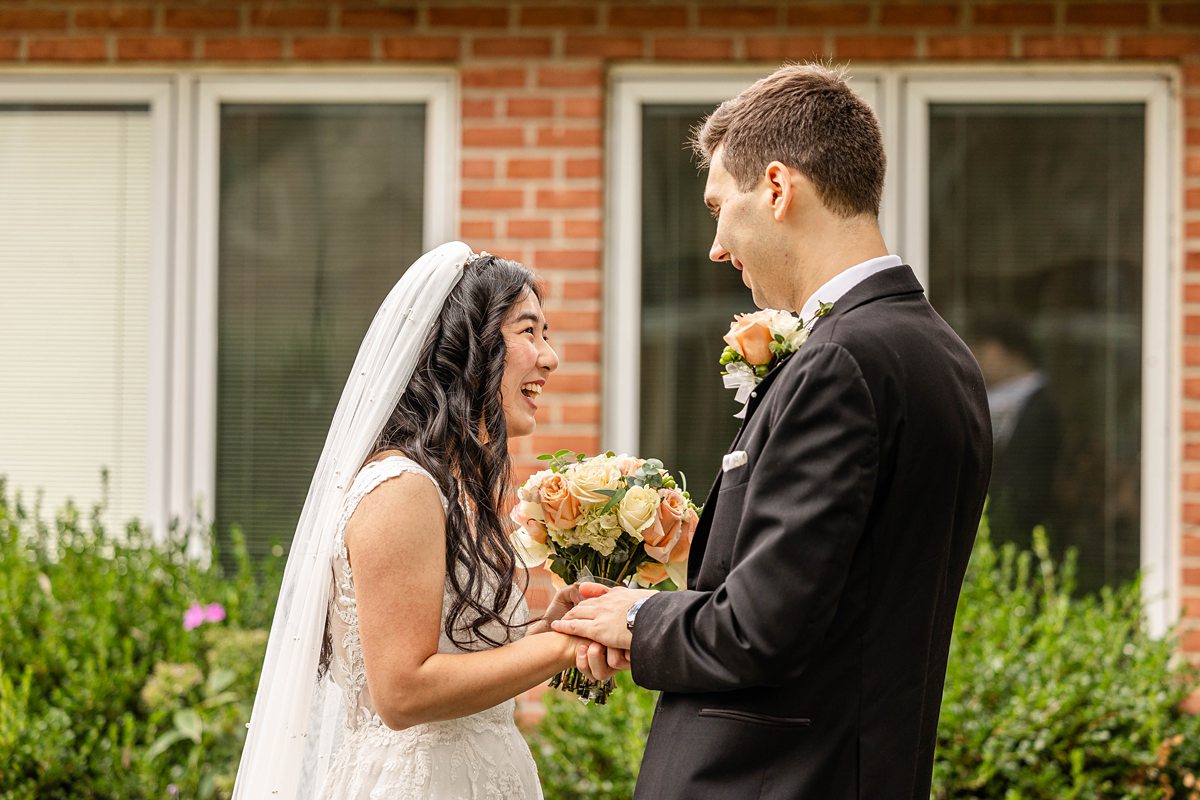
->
[934,523,1200,798]
[5,475,1199,799]
[531,526,1200,799]
[0,478,282,799]
[529,671,657,800]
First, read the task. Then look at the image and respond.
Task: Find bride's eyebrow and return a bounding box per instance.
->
[510,311,547,329]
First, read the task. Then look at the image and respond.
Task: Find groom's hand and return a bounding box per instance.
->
[552,583,654,653]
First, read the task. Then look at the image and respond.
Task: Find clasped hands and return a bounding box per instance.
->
[541,582,656,682]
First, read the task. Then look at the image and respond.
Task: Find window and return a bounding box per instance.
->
[904,76,1172,630]
[193,75,456,559]
[0,79,172,534]
[609,69,1173,630]
[0,73,455,559]
[608,72,881,501]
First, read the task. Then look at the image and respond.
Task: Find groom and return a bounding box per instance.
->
[553,63,992,799]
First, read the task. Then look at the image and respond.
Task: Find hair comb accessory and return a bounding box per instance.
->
[465,250,492,266]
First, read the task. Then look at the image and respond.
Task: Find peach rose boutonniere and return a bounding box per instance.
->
[719,302,833,418]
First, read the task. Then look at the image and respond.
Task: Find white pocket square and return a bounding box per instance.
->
[722,450,748,472]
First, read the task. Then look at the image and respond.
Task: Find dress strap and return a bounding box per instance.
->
[336,456,449,558]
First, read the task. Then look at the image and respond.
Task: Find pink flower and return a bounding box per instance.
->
[183,602,226,631]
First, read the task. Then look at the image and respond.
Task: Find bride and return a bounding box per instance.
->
[233,242,588,799]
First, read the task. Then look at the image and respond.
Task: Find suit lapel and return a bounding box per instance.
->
[689,266,926,585]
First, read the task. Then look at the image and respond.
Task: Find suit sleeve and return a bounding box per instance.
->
[630,342,879,692]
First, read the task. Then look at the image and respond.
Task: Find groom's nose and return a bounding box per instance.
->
[710,233,730,263]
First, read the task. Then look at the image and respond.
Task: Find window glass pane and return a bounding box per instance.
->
[928,103,1144,591]
[0,106,152,531]
[639,105,746,501]
[217,103,425,559]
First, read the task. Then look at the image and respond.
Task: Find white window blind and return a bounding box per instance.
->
[0,107,152,532]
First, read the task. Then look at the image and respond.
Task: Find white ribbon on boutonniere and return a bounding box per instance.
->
[718,302,833,418]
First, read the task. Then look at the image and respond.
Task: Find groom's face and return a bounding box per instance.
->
[704,149,788,309]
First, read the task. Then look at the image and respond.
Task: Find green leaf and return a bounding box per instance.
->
[205,667,236,695]
[200,690,241,709]
[173,708,203,743]
[146,729,188,761]
[537,454,554,461]
[548,558,573,584]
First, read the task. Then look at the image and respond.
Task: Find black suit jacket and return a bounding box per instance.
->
[630,266,992,800]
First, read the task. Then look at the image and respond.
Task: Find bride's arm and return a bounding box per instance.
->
[345,471,584,731]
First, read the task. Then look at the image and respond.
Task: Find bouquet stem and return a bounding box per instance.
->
[548,667,615,704]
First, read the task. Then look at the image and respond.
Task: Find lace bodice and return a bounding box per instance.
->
[319,456,541,799]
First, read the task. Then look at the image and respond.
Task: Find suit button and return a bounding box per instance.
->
[750,392,757,398]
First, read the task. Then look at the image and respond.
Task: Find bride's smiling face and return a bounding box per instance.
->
[500,292,558,438]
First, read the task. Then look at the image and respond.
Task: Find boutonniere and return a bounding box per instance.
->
[718,302,833,417]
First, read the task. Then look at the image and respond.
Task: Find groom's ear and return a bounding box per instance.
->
[763,160,797,222]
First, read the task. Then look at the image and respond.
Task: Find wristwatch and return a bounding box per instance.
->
[626,597,650,632]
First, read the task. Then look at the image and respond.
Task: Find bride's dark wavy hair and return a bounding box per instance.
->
[373,254,539,648]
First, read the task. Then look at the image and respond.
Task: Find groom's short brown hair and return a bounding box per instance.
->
[691,62,884,218]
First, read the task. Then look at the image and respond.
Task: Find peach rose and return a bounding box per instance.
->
[509,500,548,545]
[614,455,644,477]
[723,315,775,366]
[539,473,582,530]
[645,488,687,562]
[663,506,698,589]
[634,561,670,588]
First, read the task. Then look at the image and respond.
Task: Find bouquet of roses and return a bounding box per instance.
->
[509,450,700,702]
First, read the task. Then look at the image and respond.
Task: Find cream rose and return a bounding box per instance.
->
[566,459,623,507]
[539,473,582,531]
[616,486,661,539]
[509,529,549,568]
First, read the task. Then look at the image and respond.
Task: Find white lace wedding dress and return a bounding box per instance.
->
[318,456,543,799]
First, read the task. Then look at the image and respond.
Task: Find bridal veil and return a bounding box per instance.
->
[232,242,471,799]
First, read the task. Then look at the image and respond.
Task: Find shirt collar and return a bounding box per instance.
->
[798,255,903,324]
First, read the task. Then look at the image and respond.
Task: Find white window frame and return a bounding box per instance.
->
[606,67,889,456]
[0,75,176,537]
[901,72,1176,634]
[606,66,1177,634]
[186,72,458,540]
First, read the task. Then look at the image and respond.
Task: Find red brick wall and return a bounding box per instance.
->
[2,0,1198,653]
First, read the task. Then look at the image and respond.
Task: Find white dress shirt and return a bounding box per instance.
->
[799,254,903,325]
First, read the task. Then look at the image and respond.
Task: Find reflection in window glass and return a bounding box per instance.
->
[928,103,1144,591]
[217,104,425,561]
[639,105,750,502]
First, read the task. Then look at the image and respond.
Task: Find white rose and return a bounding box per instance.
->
[566,459,622,507]
[616,486,660,540]
[515,499,545,523]
[782,324,810,350]
[509,529,549,568]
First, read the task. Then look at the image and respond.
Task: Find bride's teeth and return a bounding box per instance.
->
[521,382,542,398]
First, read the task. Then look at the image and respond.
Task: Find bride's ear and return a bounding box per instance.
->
[764,161,795,222]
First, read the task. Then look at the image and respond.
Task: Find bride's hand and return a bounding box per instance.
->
[527,583,583,634]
